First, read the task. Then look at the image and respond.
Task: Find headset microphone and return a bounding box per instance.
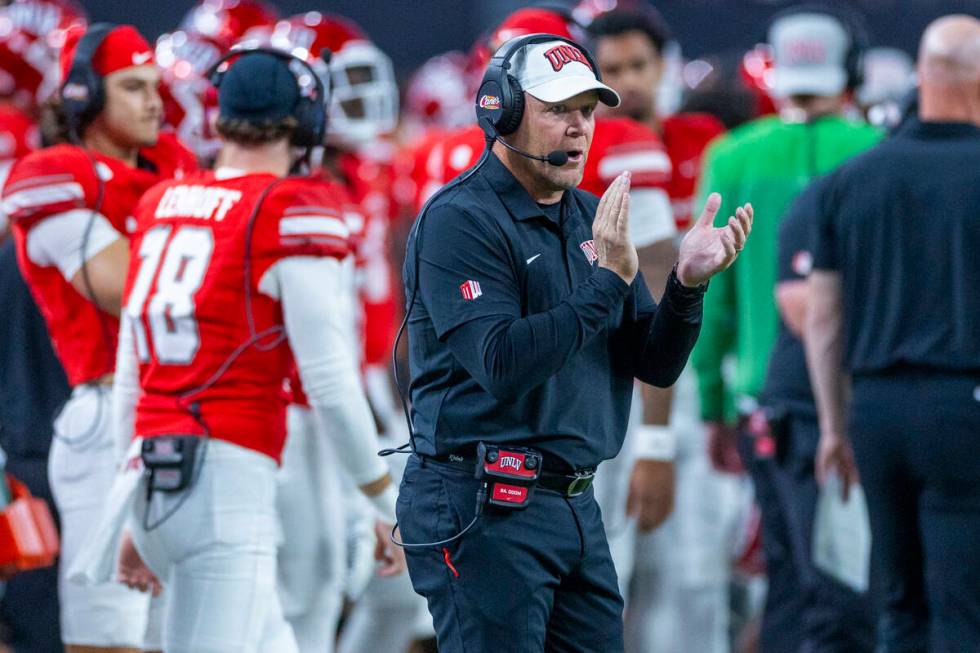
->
[479,116,569,166]
[495,134,569,166]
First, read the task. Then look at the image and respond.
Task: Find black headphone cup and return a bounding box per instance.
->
[500,76,524,135]
[475,76,506,135]
[291,97,326,148]
[61,23,116,135]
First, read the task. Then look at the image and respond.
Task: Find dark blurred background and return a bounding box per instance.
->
[81,0,980,78]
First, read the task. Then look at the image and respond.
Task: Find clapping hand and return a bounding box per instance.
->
[677,193,753,287]
[594,171,638,284]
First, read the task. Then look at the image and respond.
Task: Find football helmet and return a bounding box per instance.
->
[0,0,86,109]
[155,29,224,160]
[180,0,279,51]
[272,12,397,146]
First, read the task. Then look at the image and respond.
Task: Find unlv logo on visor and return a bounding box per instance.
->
[543,45,593,73]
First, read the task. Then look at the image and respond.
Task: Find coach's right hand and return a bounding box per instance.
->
[594,171,638,284]
[374,521,407,577]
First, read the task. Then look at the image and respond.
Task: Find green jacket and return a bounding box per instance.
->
[692,114,882,421]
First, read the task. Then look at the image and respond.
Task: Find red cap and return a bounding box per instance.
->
[60,24,153,82]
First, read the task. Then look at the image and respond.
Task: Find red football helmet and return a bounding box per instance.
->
[271,12,398,146]
[179,0,279,51]
[155,29,224,160]
[0,0,86,109]
[404,51,472,133]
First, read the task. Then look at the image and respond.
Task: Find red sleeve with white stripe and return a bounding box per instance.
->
[1,145,100,230]
[250,177,352,285]
[583,119,675,248]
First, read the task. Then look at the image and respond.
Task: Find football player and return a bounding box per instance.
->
[109,49,404,652]
[1,22,196,653]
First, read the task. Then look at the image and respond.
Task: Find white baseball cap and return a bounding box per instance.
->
[769,13,852,98]
[509,38,620,107]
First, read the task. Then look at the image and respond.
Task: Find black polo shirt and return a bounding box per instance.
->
[759,180,820,418]
[810,119,980,375]
[404,152,703,470]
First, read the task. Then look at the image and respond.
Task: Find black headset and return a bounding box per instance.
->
[765,3,870,91]
[60,22,116,141]
[475,32,603,138]
[207,46,331,148]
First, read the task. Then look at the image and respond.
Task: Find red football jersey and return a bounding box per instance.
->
[579,117,671,199]
[3,136,197,386]
[125,171,349,462]
[400,125,484,215]
[660,113,725,230]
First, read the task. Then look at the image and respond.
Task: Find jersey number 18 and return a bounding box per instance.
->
[126,225,214,365]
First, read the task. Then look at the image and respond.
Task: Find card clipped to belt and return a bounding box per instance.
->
[813,472,871,593]
[474,442,541,509]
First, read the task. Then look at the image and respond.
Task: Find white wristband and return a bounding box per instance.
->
[633,424,677,461]
[367,483,398,524]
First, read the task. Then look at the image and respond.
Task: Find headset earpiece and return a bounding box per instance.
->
[498,75,525,136]
[475,33,601,138]
[206,46,330,148]
[60,23,116,141]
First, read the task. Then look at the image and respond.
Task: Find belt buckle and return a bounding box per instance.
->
[565,471,594,497]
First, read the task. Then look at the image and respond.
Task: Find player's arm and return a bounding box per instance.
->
[264,255,396,522]
[69,237,129,315]
[22,208,129,314]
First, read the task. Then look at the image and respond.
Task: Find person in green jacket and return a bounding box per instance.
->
[691,8,882,652]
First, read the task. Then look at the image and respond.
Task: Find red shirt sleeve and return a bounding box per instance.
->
[1,146,100,230]
[250,177,352,285]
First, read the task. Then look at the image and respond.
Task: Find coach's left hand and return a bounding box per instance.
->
[677,193,753,287]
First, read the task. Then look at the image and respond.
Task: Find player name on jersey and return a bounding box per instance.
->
[155,184,243,222]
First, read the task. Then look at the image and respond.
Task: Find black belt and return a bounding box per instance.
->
[423,453,596,498]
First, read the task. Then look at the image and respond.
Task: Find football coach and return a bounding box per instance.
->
[397,33,753,652]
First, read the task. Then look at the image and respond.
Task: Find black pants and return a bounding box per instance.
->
[0,456,62,653]
[740,410,874,653]
[851,372,980,653]
[397,455,624,653]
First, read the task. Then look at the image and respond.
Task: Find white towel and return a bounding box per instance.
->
[813,473,871,593]
[67,437,145,586]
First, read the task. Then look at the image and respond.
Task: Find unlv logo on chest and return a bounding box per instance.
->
[580,240,598,265]
[543,45,593,73]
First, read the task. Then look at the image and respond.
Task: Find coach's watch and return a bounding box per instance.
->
[669,263,709,295]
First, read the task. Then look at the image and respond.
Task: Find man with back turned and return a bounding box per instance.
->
[806,15,980,653]
[397,33,753,652]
